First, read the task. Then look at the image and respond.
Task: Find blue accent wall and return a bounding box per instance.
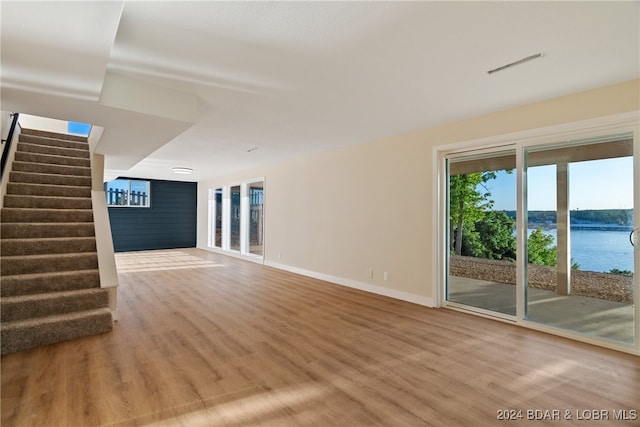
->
[108,179,197,252]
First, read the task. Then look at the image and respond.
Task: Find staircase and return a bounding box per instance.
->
[1,128,113,355]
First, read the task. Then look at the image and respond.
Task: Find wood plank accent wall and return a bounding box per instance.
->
[107,179,197,252]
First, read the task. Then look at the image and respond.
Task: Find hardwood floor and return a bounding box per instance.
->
[2,248,639,426]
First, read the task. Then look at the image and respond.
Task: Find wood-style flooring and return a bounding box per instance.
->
[2,248,639,426]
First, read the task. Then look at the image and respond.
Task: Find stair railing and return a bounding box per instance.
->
[1,112,20,178]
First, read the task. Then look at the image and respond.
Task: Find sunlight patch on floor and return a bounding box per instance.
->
[144,384,328,426]
[115,250,225,273]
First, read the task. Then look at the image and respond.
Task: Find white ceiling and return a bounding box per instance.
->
[2,1,638,182]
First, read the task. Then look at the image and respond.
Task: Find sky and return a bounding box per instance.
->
[485,157,634,211]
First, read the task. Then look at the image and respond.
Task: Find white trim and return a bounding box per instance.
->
[207,188,214,248]
[240,183,250,254]
[433,111,639,155]
[222,186,230,250]
[265,260,435,308]
[432,148,445,308]
[633,124,640,353]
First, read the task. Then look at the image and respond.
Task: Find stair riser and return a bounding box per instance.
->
[1,254,98,276]
[7,183,90,198]
[0,238,97,256]
[1,129,112,355]
[1,309,112,355]
[11,161,91,177]
[9,171,91,187]
[1,289,109,322]
[3,195,93,209]
[14,152,90,168]
[17,142,89,159]
[1,270,101,297]
[1,223,95,239]
[1,208,93,223]
[21,128,88,143]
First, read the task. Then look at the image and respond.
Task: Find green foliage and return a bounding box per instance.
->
[471,211,517,261]
[517,209,634,226]
[608,268,633,276]
[571,209,633,226]
[449,172,496,255]
[527,228,557,266]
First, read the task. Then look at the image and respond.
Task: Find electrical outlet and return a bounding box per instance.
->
[384,272,389,281]
[367,268,373,278]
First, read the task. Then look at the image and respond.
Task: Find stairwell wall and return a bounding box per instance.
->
[0,112,21,209]
[89,127,119,320]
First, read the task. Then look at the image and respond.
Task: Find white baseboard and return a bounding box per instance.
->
[264,260,434,308]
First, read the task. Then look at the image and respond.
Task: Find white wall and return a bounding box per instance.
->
[18,114,69,134]
[197,79,640,306]
[1,111,13,141]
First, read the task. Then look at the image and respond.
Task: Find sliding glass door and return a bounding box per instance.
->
[441,121,638,353]
[447,148,517,317]
[524,134,635,344]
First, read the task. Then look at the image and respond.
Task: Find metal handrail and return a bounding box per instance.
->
[1,112,20,178]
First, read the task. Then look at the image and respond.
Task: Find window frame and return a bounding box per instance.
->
[105,179,151,208]
[208,178,265,261]
[433,111,639,355]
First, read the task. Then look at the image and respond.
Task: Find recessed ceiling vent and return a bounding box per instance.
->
[487,53,544,75]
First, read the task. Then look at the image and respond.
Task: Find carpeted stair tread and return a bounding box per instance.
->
[7,182,91,198]
[1,126,111,355]
[1,308,112,355]
[21,128,88,143]
[14,151,90,168]
[9,171,91,187]
[1,208,93,223]
[16,141,89,159]
[1,252,98,275]
[1,269,101,297]
[1,288,109,322]
[11,161,91,177]
[1,237,97,256]
[1,222,95,238]
[19,133,89,150]
[3,194,92,209]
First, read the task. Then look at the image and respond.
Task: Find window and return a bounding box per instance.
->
[208,178,265,259]
[248,182,264,256]
[106,179,150,207]
[214,188,223,248]
[230,185,241,251]
[67,121,91,136]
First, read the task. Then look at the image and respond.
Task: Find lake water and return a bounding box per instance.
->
[532,228,635,273]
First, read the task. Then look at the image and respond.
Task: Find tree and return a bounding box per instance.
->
[473,211,517,261]
[449,172,496,255]
[527,228,557,266]
[608,268,632,276]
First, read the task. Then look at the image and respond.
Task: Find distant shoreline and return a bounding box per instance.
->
[529,224,633,232]
[503,209,633,231]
